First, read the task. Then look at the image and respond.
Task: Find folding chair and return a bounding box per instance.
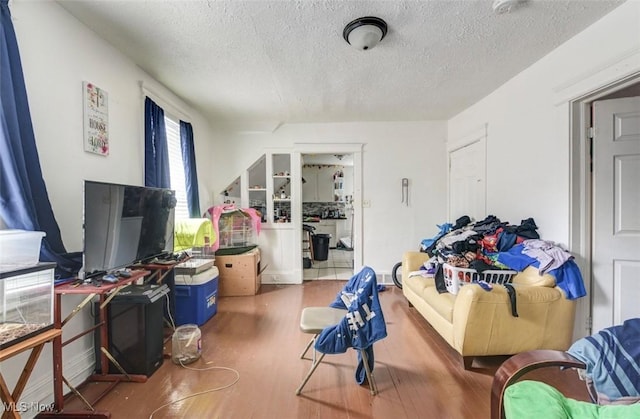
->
[296,266,386,396]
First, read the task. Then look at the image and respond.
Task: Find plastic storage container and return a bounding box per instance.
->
[443,263,516,295]
[0,230,46,269]
[312,234,331,261]
[171,324,201,365]
[174,266,219,326]
[0,263,55,349]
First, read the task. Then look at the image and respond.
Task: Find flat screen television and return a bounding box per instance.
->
[83,180,176,277]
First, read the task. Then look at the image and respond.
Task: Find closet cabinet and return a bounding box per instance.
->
[302,166,337,202]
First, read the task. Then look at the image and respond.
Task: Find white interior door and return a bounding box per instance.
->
[448,139,486,222]
[592,96,640,332]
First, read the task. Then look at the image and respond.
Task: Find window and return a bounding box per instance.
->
[165,115,189,220]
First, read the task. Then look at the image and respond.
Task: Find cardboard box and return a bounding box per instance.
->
[214,248,261,296]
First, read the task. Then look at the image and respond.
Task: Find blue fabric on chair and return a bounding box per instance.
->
[567,318,640,404]
[314,266,387,384]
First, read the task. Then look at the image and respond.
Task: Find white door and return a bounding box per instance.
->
[448,139,486,222]
[592,96,640,332]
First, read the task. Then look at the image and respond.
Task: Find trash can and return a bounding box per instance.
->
[312,234,331,261]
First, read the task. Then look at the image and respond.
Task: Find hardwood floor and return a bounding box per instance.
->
[63,280,589,418]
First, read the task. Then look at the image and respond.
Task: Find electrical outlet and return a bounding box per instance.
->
[363,199,371,208]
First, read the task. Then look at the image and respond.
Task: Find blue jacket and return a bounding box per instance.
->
[314,266,387,383]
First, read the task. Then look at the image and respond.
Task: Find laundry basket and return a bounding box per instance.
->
[443,263,516,295]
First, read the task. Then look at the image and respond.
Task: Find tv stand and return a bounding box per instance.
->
[49,269,150,417]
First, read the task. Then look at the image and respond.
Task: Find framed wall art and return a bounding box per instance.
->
[83,81,109,156]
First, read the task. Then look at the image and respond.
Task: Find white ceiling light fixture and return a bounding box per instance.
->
[343,16,388,51]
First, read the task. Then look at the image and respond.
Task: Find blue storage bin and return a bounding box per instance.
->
[174,267,219,326]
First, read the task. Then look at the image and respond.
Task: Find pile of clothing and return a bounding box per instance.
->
[419,215,586,299]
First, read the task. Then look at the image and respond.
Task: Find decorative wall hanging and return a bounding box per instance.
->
[83,81,109,156]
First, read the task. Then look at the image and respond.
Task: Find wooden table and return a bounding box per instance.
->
[0,328,61,419]
[48,270,149,417]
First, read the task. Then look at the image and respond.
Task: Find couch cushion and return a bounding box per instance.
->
[404,275,456,323]
[512,266,556,287]
[424,285,456,322]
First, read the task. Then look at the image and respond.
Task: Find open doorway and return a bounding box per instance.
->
[301,153,354,280]
[294,143,363,281]
[570,76,640,338]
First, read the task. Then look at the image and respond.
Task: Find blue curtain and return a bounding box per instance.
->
[179,121,200,217]
[144,97,170,188]
[0,0,81,277]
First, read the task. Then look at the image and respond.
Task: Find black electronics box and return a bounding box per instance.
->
[95,284,169,377]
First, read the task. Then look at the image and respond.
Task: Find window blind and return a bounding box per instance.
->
[165,116,189,220]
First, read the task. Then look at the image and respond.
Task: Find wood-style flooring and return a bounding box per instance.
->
[63,280,589,418]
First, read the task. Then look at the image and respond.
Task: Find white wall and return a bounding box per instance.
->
[212,121,449,276]
[6,2,216,414]
[447,1,640,339]
[14,3,215,252]
[447,0,640,246]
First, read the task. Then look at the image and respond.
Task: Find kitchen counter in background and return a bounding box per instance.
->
[303,216,347,223]
[302,218,351,248]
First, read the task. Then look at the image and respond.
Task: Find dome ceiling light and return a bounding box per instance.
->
[343,16,388,51]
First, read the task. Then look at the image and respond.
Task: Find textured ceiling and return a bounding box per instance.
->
[56,0,625,128]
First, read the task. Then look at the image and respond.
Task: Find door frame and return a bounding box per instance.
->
[293,143,364,276]
[568,72,640,338]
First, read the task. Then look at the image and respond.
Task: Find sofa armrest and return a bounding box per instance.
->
[451,284,576,356]
[402,251,431,281]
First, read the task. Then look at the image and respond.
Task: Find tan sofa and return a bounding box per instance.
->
[402,251,576,369]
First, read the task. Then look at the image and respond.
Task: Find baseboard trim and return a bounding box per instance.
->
[18,347,95,418]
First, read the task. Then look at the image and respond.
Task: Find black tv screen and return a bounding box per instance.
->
[83,180,176,275]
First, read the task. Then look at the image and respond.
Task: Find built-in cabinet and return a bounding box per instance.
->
[222,176,242,205]
[272,154,291,223]
[302,165,351,202]
[247,156,267,222]
[218,147,360,285]
[336,218,351,245]
[302,166,334,202]
[333,172,344,203]
[221,150,298,284]
[302,169,317,202]
[241,153,293,224]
